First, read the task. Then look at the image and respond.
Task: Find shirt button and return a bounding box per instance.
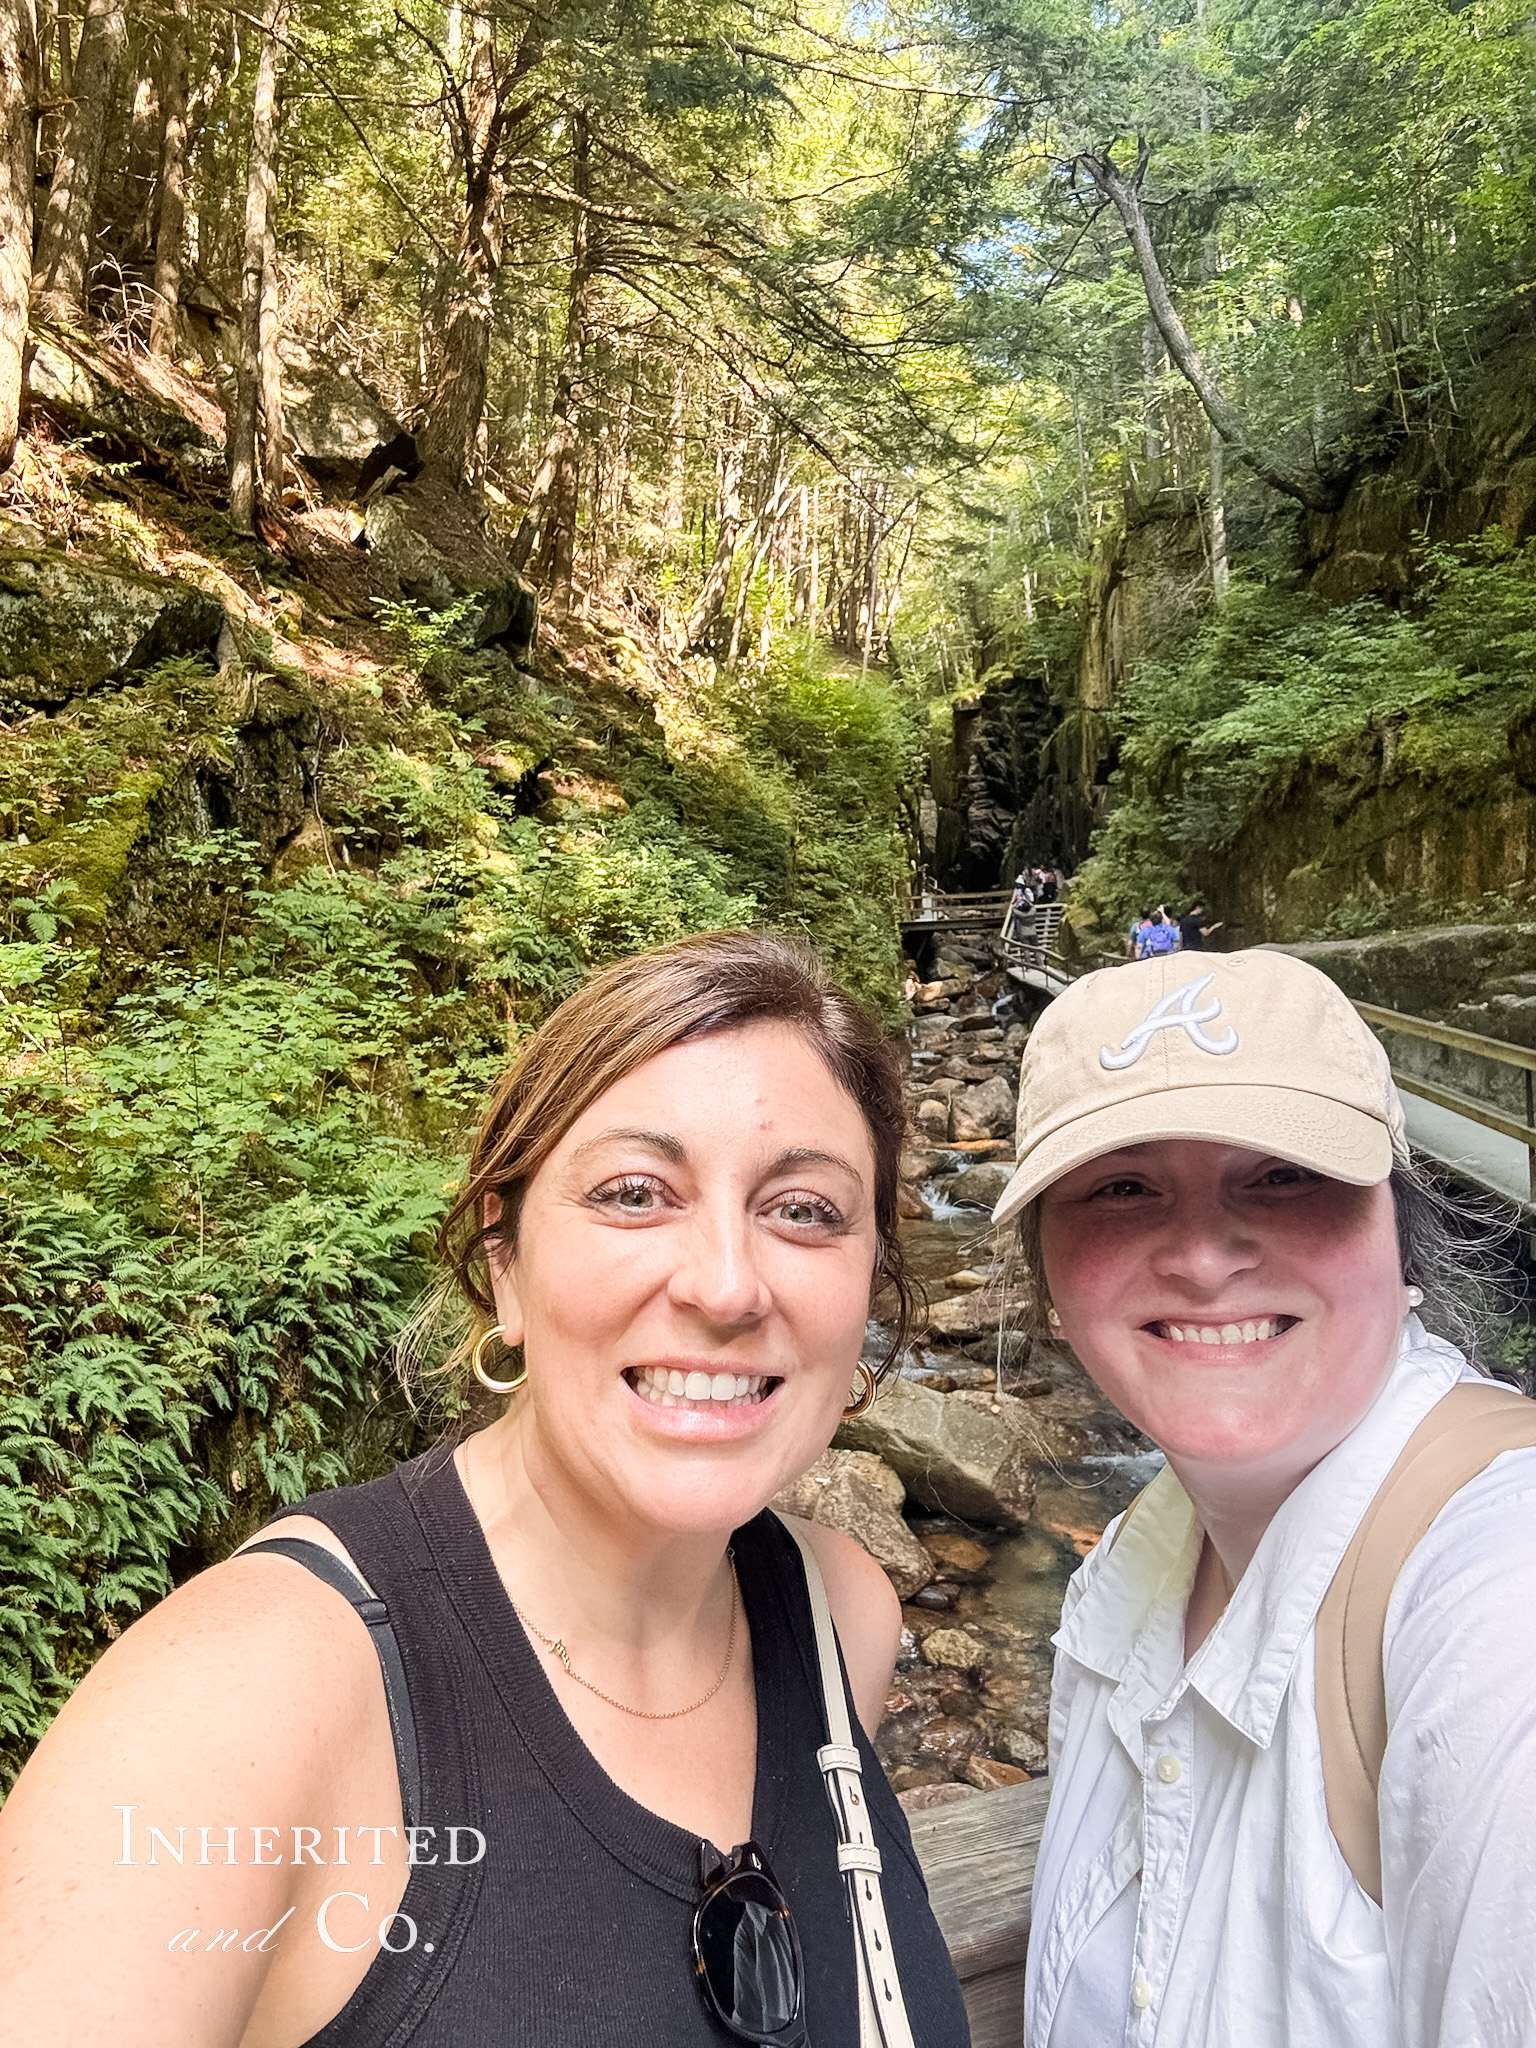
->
[1155,1755,1182,1784]
[1132,1978,1153,2010]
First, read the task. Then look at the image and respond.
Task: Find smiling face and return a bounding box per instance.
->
[1037,1139,1409,1486]
[485,1019,881,1538]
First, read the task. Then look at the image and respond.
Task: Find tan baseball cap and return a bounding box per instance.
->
[991,948,1409,1226]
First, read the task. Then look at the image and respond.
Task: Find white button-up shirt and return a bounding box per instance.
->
[1026,1319,1536,2047]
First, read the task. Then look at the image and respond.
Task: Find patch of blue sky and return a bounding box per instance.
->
[960,227,1054,294]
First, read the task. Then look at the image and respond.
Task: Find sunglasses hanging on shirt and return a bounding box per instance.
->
[693,1839,807,2048]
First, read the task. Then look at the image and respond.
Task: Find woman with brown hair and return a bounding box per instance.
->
[0,933,969,2048]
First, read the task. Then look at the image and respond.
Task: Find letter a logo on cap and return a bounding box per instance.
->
[1099,974,1240,1071]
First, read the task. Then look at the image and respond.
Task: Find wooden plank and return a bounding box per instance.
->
[908,1780,1047,2048]
[907,1779,1048,1982]
[1354,1000,1536,1073]
[957,1959,1028,2048]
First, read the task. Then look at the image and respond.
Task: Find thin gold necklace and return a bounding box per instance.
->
[460,1431,742,1720]
[510,1550,740,1721]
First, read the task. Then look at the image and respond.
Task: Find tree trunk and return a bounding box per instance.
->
[31,0,126,317]
[728,457,794,662]
[1141,319,1163,464]
[147,0,188,360]
[662,362,687,532]
[110,51,158,256]
[683,417,745,649]
[259,212,285,501]
[418,0,502,485]
[809,482,820,627]
[0,0,35,470]
[1209,426,1229,598]
[512,114,595,595]
[1083,147,1336,513]
[227,0,290,535]
[1195,27,1229,600]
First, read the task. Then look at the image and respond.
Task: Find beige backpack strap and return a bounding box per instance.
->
[1314,1381,1536,1905]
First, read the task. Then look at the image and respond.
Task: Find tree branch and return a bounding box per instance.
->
[1081,143,1339,513]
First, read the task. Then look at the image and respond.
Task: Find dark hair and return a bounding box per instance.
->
[437,931,915,1375]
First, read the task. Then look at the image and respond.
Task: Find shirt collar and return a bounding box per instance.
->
[1053,1317,1473,1749]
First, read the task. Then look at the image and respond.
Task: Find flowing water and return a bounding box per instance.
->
[872,1198,1161,1799]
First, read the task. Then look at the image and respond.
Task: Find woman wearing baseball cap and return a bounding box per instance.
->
[995,948,1536,2047]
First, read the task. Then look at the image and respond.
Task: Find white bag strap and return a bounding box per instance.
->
[776,1515,917,2048]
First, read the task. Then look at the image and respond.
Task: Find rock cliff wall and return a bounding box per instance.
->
[935,308,1536,923]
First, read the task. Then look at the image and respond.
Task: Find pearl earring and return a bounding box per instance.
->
[1047,1307,1062,1329]
[1405,1286,1424,1308]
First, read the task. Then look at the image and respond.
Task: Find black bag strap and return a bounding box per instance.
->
[240,1535,423,1832]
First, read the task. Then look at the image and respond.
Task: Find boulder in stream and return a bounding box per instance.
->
[835,1378,1037,1527]
[923,1287,1020,1341]
[951,1074,1015,1139]
[769,1448,935,1600]
[942,1160,1014,1211]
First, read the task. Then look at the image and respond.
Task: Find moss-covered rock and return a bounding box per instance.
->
[24,333,225,473]
[0,533,224,707]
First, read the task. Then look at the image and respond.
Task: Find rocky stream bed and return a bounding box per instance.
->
[772,941,1159,1816]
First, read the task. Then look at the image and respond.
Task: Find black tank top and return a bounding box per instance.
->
[265,1439,972,2047]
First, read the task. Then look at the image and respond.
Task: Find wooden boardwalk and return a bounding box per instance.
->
[910,1778,1048,2047]
[901,889,1015,938]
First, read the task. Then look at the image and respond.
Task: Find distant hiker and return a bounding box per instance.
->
[1138,908,1179,958]
[1128,909,1153,959]
[1179,900,1225,952]
[1007,872,1035,940]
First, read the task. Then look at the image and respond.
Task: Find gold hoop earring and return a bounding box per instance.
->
[843,1361,878,1419]
[472,1325,528,1395]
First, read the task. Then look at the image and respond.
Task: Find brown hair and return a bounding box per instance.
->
[1011,1200,1052,1343]
[437,931,916,1373]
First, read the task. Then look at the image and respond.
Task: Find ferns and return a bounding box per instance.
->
[0,626,913,1782]
[0,1174,436,1777]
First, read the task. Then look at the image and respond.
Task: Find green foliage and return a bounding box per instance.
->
[0,592,918,1771]
[1073,539,1536,933]
[655,634,916,1014]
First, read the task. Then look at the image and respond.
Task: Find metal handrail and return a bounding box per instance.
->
[1353,998,1536,1203]
[904,889,1016,929]
[1352,1001,1536,1074]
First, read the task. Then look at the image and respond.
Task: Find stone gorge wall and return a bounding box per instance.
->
[1212,763,1536,947]
[1278,922,1536,1127]
[1301,303,1536,609]
[926,309,1536,925]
